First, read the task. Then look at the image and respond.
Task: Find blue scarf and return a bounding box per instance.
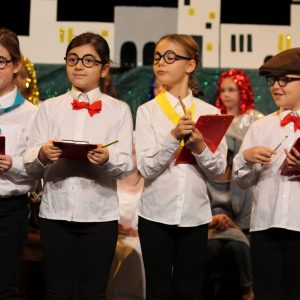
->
[0,91,25,113]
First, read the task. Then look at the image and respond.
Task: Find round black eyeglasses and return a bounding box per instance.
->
[266,76,300,87]
[64,54,102,68]
[153,50,191,65]
[0,56,12,70]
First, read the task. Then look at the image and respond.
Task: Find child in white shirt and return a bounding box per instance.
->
[24,32,134,299]
[233,47,300,300]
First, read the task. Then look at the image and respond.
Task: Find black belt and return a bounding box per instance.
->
[0,194,29,214]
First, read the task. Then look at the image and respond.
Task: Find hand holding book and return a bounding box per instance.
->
[53,140,118,160]
[280,137,300,176]
[175,114,234,165]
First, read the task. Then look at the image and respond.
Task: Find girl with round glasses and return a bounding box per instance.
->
[24,32,134,299]
[0,27,37,299]
[135,34,227,300]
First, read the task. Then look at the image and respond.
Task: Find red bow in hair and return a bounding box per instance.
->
[280,113,300,131]
[71,100,102,117]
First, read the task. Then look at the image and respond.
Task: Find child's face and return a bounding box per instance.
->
[0,44,20,97]
[153,39,195,94]
[219,77,240,112]
[269,74,300,111]
[65,44,109,93]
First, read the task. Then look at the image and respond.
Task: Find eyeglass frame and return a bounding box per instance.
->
[153,50,191,65]
[0,56,12,70]
[266,75,300,87]
[64,53,103,68]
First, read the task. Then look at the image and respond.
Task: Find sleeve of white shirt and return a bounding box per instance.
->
[101,103,134,179]
[5,105,38,181]
[7,157,35,181]
[232,123,261,189]
[24,102,52,177]
[135,104,180,180]
[193,135,227,179]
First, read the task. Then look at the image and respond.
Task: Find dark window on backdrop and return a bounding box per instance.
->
[120,41,137,68]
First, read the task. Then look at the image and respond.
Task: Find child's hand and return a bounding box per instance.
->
[284,147,300,170]
[185,128,206,154]
[243,146,276,165]
[87,144,109,165]
[171,112,195,141]
[0,154,12,172]
[38,140,62,165]
[209,214,241,231]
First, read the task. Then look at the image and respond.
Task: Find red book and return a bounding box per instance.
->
[280,137,300,177]
[0,136,5,155]
[53,140,97,160]
[175,114,234,165]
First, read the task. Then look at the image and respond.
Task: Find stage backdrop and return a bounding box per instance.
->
[34,65,276,126]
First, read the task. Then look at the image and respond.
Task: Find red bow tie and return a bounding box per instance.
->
[71,99,102,117]
[280,113,300,131]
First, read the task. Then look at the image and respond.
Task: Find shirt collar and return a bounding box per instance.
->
[0,86,18,109]
[165,89,193,109]
[70,86,102,103]
[279,109,300,120]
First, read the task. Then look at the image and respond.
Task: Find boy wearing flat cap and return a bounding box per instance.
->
[232,47,300,300]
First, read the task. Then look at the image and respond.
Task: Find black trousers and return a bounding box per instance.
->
[251,228,300,300]
[206,239,252,289]
[39,218,118,300]
[0,195,29,300]
[138,216,208,300]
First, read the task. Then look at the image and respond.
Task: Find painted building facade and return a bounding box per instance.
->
[18,0,300,69]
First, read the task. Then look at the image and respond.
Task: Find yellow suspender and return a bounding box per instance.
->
[155,91,195,125]
[156,91,195,147]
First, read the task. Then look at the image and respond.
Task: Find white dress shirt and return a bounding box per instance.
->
[24,87,134,222]
[233,109,300,232]
[135,91,227,227]
[0,87,37,197]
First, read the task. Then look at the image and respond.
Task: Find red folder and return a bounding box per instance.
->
[0,136,5,155]
[175,114,234,165]
[53,140,97,160]
[280,137,300,176]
